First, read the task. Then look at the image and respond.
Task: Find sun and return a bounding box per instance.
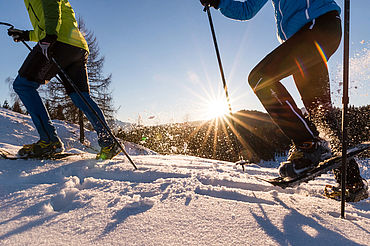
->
[205,98,229,119]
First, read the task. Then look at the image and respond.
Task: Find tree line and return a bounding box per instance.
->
[3,92,369,163]
[118,106,369,162]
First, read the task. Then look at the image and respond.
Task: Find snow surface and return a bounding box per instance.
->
[0,108,369,246]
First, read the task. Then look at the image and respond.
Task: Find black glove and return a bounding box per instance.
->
[200,0,220,9]
[38,34,58,60]
[7,28,29,42]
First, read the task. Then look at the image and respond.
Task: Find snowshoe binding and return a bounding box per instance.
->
[96,141,122,160]
[18,140,64,158]
[324,179,369,202]
[279,138,332,179]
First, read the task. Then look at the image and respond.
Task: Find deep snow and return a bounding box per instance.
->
[0,108,369,246]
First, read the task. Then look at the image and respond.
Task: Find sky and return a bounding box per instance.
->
[0,0,369,125]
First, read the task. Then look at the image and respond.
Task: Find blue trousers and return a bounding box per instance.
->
[69,91,112,147]
[13,75,113,147]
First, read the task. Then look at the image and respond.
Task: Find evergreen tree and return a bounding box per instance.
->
[5,77,26,114]
[2,100,10,109]
[81,18,115,122]
[11,99,23,114]
[54,104,66,120]
[43,18,115,126]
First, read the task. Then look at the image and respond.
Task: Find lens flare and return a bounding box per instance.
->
[205,98,229,119]
[314,41,328,68]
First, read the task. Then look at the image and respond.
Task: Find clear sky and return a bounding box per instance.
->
[0,0,369,125]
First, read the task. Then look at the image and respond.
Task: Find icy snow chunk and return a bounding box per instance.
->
[42,202,55,214]
[49,176,82,212]
[50,187,80,212]
[126,194,155,208]
[64,176,81,188]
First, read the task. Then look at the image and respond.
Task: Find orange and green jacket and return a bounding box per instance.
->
[24,0,89,52]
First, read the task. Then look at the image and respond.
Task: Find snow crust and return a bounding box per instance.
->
[0,108,369,245]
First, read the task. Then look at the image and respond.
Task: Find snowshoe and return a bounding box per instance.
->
[324,179,369,202]
[257,142,370,189]
[278,138,332,179]
[96,141,122,160]
[18,140,64,158]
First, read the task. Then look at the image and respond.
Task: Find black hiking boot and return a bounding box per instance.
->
[279,138,332,179]
[324,179,369,202]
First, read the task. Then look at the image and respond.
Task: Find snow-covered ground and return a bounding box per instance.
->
[0,108,369,246]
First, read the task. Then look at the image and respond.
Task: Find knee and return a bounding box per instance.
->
[69,91,90,101]
[13,75,39,93]
[13,76,28,93]
[248,66,264,92]
[69,91,91,110]
[248,63,275,93]
[69,92,81,107]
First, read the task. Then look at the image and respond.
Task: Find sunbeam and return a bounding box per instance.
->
[205,98,229,120]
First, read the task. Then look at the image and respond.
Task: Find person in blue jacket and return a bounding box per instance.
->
[200,0,368,202]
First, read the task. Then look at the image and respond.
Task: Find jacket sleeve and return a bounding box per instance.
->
[28,30,38,42]
[41,0,62,36]
[218,0,268,20]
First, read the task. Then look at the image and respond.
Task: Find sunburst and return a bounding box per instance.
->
[205,98,229,120]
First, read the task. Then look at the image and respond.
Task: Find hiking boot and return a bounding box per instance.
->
[96,141,122,160]
[18,140,64,158]
[324,179,369,202]
[278,138,332,179]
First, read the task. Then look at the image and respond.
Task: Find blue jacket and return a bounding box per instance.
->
[218,0,341,42]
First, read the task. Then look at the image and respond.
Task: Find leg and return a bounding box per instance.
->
[69,92,113,147]
[292,11,342,151]
[292,61,342,143]
[291,19,363,186]
[58,46,113,148]
[249,12,345,178]
[248,37,319,145]
[13,77,60,143]
[293,63,331,115]
[249,11,341,146]
[294,65,364,186]
[15,42,63,143]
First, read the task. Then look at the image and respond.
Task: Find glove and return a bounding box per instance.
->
[200,0,220,9]
[7,28,29,42]
[38,34,58,60]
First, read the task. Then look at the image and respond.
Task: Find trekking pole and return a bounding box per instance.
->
[38,53,137,170]
[50,57,138,170]
[203,6,246,164]
[2,22,137,170]
[340,0,350,219]
[0,22,14,28]
[0,22,33,51]
[204,6,232,114]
